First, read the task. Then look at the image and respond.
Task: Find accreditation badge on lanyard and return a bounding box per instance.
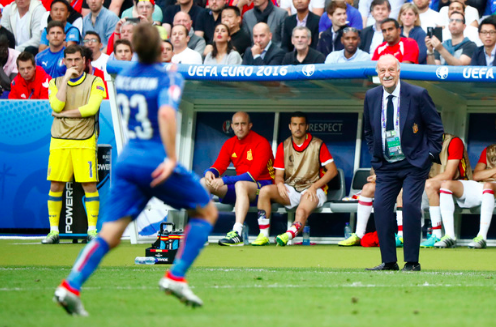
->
[383,97,404,160]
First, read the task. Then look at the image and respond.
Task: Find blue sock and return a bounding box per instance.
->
[66,237,110,291]
[170,218,213,279]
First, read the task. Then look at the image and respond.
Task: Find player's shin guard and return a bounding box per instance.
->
[48,191,63,232]
[429,206,443,238]
[396,208,403,237]
[169,219,213,279]
[479,189,495,240]
[440,188,456,239]
[286,222,302,240]
[356,196,373,238]
[66,237,110,291]
[258,210,270,237]
[85,191,100,231]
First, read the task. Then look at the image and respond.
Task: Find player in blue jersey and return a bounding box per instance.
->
[53,23,218,316]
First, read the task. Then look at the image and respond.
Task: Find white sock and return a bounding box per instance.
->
[356,196,373,238]
[286,222,302,241]
[50,226,59,233]
[258,218,270,237]
[440,188,456,239]
[479,189,495,240]
[429,206,443,238]
[87,226,96,232]
[396,209,403,237]
[233,222,243,235]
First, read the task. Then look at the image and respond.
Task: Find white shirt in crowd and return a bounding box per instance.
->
[16,11,30,46]
[172,47,203,65]
[419,9,441,33]
[439,5,479,27]
[92,53,110,75]
[360,0,405,27]
[38,11,83,34]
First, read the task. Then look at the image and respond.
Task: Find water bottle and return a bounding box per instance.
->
[302,226,310,245]
[242,223,250,245]
[135,257,157,265]
[344,222,352,239]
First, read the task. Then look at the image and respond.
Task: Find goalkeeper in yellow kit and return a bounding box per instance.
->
[42,45,106,244]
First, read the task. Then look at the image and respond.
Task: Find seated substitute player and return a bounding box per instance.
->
[338,170,405,247]
[53,23,219,316]
[253,112,338,246]
[436,143,496,249]
[420,133,472,247]
[202,111,274,246]
[42,45,105,244]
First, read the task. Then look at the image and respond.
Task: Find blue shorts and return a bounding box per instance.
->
[102,160,211,223]
[220,179,273,205]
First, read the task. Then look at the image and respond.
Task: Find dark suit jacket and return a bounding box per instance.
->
[281,12,320,52]
[317,25,346,57]
[359,25,377,54]
[471,46,496,66]
[242,43,285,65]
[363,81,444,170]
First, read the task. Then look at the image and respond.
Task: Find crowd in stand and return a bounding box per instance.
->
[1,0,495,99]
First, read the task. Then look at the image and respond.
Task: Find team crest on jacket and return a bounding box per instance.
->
[413,123,418,134]
[247,149,253,161]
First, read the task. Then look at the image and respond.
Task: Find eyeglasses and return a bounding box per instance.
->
[83,38,99,44]
[343,27,358,33]
[479,30,496,35]
[449,18,464,24]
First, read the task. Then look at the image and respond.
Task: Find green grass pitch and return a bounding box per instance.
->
[1,239,496,327]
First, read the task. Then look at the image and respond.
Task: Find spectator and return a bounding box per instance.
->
[398,3,427,64]
[471,16,496,66]
[135,0,167,39]
[82,31,108,73]
[173,11,205,54]
[280,0,324,17]
[441,1,482,46]
[359,0,403,27]
[121,0,163,24]
[318,0,363,34]
[9,51,51,99]
[439,0,479,28]
[413,0,440,33]
[195,0,225,45]
[82,0,134,17]
[82,45,108,98]
[114,38,133,60]
[203,23,242,64]
[242,0,288,48]
[426,11,476,65]
[227,0,278,17]
[106,17,138,57]
[162,0,205,33]
[35,20,66,77]
[317,0,347,57]
[40,0,83,34]
[39,0,81,52]
[359,0,390,54]
[0,34,19,91]
[221,6,250,57]
[281,0,320,52]
[372,18,419,63]
[1,0,46,54]
[242,22,285,65]
[325,26,371,62]
[82,0,120,52]
[161,39,173,62]
[0,18,16,49]
[282,26,324,64]
[171,24,202,64]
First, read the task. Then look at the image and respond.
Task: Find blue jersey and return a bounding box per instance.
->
[35,47,67,78]
[40,22,81,46]
[115,63,184,163]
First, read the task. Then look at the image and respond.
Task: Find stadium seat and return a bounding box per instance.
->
[329,168,370,213]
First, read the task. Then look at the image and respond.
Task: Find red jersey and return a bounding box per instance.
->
[91,67,109,99]
[274,133,334,191]
[478,146,494,165]
[9,66,51,100]
[211,130,274,182]
[372,37,419,64]
[446,137,467,179]
[41,0,83,13]
[225,0,279,16]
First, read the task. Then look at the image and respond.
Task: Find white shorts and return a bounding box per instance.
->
[284,184,327,209]
[455,180,483,208]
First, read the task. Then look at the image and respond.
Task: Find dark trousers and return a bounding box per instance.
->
[374,159,430,264]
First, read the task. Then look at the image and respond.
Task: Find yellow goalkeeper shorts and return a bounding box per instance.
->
[47,148,99,183]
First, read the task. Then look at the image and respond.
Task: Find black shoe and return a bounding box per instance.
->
[218,231,243,246]
[365,262,399,271]
[402,262,421,271]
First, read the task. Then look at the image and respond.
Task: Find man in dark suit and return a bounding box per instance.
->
[363,55,444,272]
[359,0,390,54]
[242,0,288,48]
[281,0,320,52]
[470,16,496,66]
[243,22,285,65]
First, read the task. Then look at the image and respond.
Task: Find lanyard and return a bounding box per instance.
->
[381,95,400,130]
